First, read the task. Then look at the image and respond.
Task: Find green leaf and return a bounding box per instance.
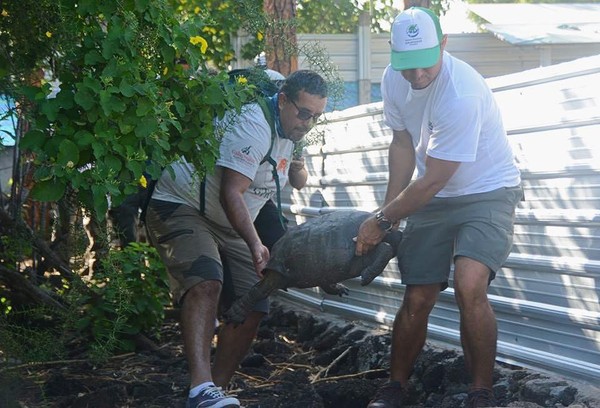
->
[92,186,109,221]
[161,46,175,66]
[55,89,75,110]
[40,99,60,121]
[77,0,96,16]
[120,133,137,149]
[92,142,107,157]
[74,90,95,111]
[74,130,95,147]
[84,50,105,66]
[107,20,124,41]
[135,98,153,116]
[123,26,136,43]
[20,130,47,151]
[135,0,150,12]
[111,95,126,113]
[57,139,80,167]
[101,38,120,60]
[83,76,102,94]
[20,86,41,101]
[126,160,143,178]
[29,179,66,202]
[119,78,136,97]
[118,121,135,135]
[204,83,225,105]
[134,117,158,138]
[99,91,112,116]
[102,58,118,77]
[178,138,194,152]
[156,137,170,151]
[105,183,120,196]
[34,166,52,182]
[104,154,122,173]
[174,100,186,117]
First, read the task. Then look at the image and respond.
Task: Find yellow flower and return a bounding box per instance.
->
[202,27,217,35]
[163,66,169,76]
[66,161,74,168]
[257,32,264,41]
[237,76,248,85]
[45,31,52,38]
[194,6,201,14]
[189,35,208,54]
[1,9,8,17]
[139,175,148,189]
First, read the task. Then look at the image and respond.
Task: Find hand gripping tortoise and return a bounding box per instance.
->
[224,210,403,324]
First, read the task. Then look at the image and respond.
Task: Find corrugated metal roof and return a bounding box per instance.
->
[468,3,600,45]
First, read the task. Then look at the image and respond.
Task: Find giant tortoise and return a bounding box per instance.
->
[224,210,402,323]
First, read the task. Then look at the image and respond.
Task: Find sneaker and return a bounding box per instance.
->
[467,388,496,408]
[367,380,405,408]
[185,385,240,408]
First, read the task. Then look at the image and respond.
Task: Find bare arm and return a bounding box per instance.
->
[219,167,269,275]
[355,130,461,256]
[384,129,416,206]
[288,158,308,190]
[384,155,460,220]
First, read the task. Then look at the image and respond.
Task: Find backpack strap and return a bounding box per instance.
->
[257,97,287,230]
[196,98,285,229]
[139,177,156,224]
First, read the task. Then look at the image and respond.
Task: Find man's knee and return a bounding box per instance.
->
[403,284,440,314]
[453,257,493,307]
[182,279,222,306]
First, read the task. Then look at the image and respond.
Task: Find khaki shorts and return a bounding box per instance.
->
[145,199,268,313]
[397,186,523,289]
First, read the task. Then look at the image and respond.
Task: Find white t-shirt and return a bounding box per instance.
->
[381,51,520,197]
[152,102,294,228]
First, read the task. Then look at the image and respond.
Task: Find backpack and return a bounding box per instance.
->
[140,68,284,227]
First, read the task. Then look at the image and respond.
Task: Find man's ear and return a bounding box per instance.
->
[278,92,287,110]
[440,34,448,51]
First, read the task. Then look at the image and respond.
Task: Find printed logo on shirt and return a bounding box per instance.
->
[232,146,257,165]
[276,158,288,174]
[251,186,273,199]
[428,120,434,132]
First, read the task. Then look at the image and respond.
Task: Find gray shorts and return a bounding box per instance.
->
[397,186,523,288]
[144,199,268,314]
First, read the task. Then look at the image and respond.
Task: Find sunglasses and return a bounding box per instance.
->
[289,98,323,122]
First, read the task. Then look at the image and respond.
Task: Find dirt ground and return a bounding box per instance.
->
[2,301,599,408]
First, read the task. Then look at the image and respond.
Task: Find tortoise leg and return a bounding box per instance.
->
[223,271,286,324]
[359,242,394,286]
[320,283,349,296]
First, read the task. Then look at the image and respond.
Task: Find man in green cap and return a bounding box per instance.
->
[355,7,522,408]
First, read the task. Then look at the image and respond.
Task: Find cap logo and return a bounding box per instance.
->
[390,7,443,71]
[407,24,419,38]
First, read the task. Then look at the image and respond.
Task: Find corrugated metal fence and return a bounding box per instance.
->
[273,54,600,383]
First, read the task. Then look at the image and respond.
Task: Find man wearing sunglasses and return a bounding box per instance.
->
[145,69,327,408]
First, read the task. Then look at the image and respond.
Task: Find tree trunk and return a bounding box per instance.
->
[404,0,431,8]
[263,0,297,76]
